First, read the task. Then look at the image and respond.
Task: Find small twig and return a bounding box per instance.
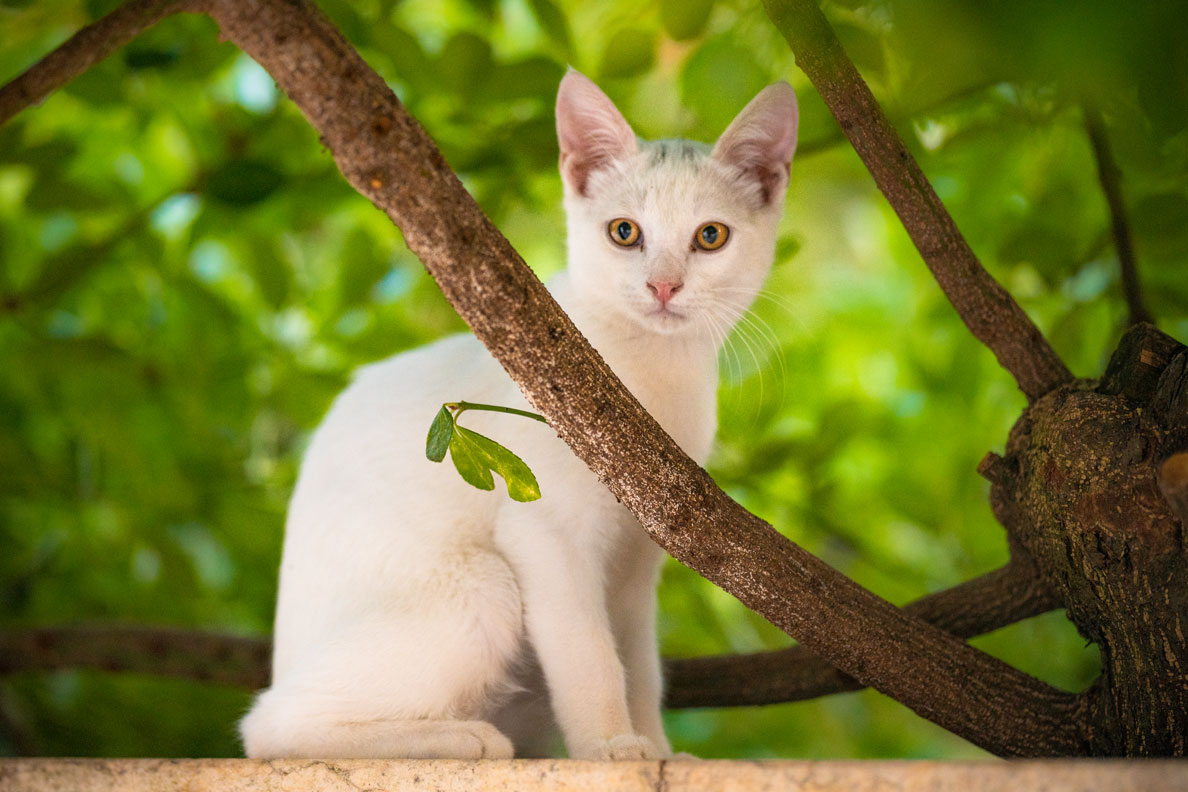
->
[761,0,1073,403]
[1083,103,1153,327]
[446,401,547,423]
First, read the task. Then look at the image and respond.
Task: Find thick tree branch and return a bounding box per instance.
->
[664,560,1061,708]
[0,626,270,690]
[0,562,1061,708]
[762,0,1073,403]
[0,0,1087,756]
[1083,104,1153,326]
[0,0,194,126]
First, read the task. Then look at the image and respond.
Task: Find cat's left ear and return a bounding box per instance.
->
[556,69,638,197]
[712,82,799,206]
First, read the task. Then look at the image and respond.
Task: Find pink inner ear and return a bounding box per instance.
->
[556,70,637,196]
[712,82,799,205]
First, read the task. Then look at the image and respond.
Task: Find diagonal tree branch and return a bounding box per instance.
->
[0,0,193,126]
[664,559,1061,708]
[1082,103,1153,326]
[1,0,1088,756]
[761,0,1073,404]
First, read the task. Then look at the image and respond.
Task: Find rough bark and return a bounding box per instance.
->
[664,560,1060,708]
[0,0,1088,756]
[989,324,1188,755]
[761,0,1073,403]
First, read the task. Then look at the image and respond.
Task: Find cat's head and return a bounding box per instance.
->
[556,69,797,340]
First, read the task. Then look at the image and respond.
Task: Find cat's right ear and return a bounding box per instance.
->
[712,82,799,206]
[556,69,638,197]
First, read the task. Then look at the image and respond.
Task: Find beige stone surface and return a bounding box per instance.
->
[1,758,1186,791]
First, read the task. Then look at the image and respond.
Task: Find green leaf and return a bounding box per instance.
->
[527,0,573,57]
[600,28,656,80]
[370,24,433,94]
[661,0,713,42]
[681,35,768,131]
[454,426,541,502]
[124,47,179,71]
[426,406,454,463]
[437,32,494,96]
[448,428,495,491]
[206,159,284,206]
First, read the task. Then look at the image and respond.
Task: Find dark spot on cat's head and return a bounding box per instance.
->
[647,139,701,166]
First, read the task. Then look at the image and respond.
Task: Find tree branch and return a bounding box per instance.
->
[664,560,1061,708]
[0,0,194,126]
[0,626,270,689]
[761,0,1073,404]
[0,562,1061,710]
[0,0,1088,756]
[1082,104,1153,326]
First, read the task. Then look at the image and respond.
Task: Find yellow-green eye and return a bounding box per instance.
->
[608,218,642,247]
[694,222,729,251]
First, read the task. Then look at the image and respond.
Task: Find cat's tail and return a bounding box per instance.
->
[240,543,526,759]
[240,688,514,759]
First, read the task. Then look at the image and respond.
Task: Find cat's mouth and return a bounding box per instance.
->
[644,305,689,330]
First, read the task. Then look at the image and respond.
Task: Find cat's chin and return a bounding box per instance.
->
[638,307,694,336]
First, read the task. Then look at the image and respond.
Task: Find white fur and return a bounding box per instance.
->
[240,69,797,760]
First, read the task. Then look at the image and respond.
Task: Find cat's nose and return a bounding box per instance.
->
[647,280,683,306]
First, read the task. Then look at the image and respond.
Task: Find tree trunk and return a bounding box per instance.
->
[987,324,1188,754]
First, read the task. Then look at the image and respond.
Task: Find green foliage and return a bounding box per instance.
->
[425,401,543,502]
[1,0,1186,761]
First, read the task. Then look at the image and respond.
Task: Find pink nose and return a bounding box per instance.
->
[647,280,683,306]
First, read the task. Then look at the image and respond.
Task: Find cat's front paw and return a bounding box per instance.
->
[593,734,660,760]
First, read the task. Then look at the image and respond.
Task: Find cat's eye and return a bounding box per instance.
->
[694,222,729,251]
[608,218,642,247]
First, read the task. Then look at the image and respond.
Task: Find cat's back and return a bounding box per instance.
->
[271,333,523,660]
[280,334,521,567]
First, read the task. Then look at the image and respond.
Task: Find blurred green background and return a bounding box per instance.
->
[2,0,1187,759]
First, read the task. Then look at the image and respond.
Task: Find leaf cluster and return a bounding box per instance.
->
[426,402,542,503]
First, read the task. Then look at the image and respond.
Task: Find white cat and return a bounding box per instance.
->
[240,69,797,761]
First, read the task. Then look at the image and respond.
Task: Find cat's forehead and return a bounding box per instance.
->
[644,138,707,165]
[584,139,756,220]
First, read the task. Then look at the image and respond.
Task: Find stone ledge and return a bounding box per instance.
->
[2,758,1186,791]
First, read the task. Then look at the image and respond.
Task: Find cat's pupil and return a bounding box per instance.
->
[701,225,718,245]
[617,222,632,240]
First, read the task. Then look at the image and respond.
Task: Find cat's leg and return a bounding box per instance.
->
[240,546,521,759]
[608,537,672,756]
[497,509,658,760]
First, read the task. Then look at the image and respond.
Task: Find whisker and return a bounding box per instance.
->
[704,292,788,412]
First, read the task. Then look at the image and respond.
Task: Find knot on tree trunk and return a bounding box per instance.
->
[988,323,1188,755]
